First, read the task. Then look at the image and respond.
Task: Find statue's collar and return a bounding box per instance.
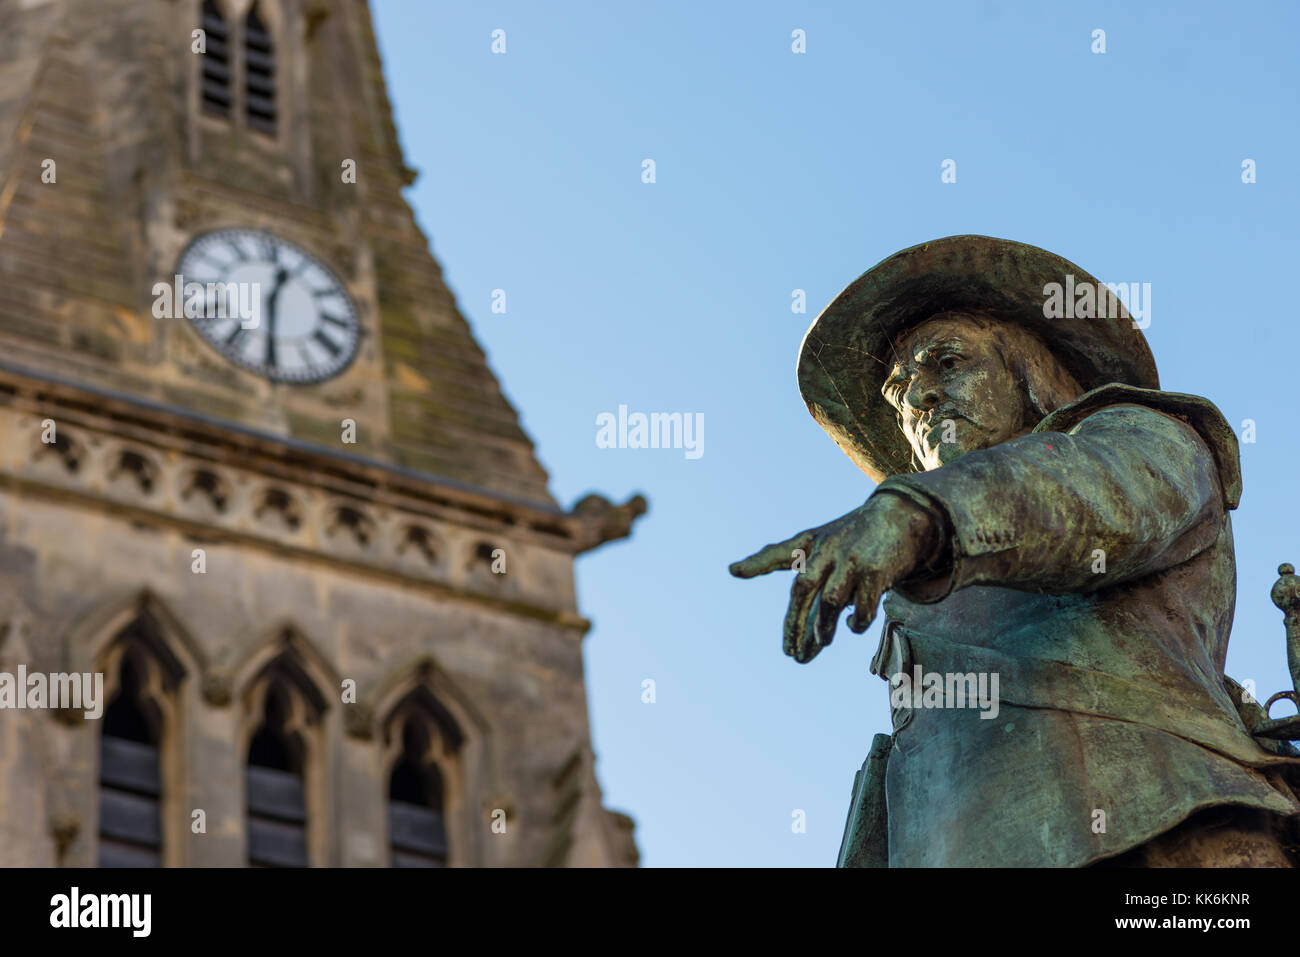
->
[1035,383,1241,509]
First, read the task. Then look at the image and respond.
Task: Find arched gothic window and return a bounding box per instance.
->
[244,3,277,133]
[199,0,231,117]
[98,649,164,866]
[246,680,309,867]
[383,685,463,867]
[388,718,448,867]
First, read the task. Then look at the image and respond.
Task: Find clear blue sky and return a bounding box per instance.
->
[371,0,1300,866]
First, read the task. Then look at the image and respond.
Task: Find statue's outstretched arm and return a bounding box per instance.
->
[879,402,1225,601]
[730,402,1225,663]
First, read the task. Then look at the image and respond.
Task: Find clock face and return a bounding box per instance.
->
[176,229,361,383]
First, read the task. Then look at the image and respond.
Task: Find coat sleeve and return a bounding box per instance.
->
[873,403,1228,603]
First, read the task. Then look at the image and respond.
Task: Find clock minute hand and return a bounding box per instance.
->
[264,266,289,369]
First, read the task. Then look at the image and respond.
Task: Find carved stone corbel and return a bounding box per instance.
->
[202,666,233,707]
[343,700,374,740]
[569,493,648,554]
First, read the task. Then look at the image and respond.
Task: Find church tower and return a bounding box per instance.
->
[0,0,643,866]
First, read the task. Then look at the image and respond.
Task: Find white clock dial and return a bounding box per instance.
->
[176,229,361,383]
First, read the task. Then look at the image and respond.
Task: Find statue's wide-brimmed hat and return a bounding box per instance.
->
[797,235,1160,483]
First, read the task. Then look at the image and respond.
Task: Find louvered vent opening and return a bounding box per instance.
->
[200,0,231,116]
[245,4,276,134]
[388,720,448,867]
[246,685,308,867]
[98,655,163,867]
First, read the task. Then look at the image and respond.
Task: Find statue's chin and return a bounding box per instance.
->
[922,441,975,470]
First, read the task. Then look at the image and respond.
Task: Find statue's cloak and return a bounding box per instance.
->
[867,383,1300,867]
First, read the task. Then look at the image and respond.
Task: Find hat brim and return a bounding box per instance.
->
[797,235,1159,483]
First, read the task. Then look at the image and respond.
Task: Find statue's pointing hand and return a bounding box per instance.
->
[729,492,944,663]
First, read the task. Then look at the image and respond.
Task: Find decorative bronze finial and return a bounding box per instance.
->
[1271,563,1300,685]
[1254,562,1300,740]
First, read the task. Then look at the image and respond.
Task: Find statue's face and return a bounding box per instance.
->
[881,315,1032,470]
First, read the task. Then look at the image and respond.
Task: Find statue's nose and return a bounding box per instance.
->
[904,375,943,412]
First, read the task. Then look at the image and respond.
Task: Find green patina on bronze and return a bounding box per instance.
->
[731,235,1300,867]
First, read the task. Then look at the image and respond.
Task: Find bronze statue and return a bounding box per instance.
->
[730,236,1300,867]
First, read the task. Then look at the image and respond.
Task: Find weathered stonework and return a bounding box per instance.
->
[0,0,641,867]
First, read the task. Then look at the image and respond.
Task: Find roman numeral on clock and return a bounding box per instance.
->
[312,328,343,357]
[224,324,251,350]
[294,343,319,379]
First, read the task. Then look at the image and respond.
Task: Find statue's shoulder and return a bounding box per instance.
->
[1034,383,1241,509]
